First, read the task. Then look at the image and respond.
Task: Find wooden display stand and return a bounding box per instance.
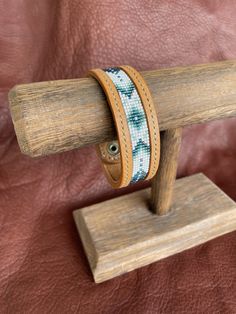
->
[9,60,236,283]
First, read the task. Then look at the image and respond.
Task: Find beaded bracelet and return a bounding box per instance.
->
[88,66,160,188]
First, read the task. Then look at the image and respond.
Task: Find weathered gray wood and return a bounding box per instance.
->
[73,173,236,283]
[9,60,236,157]
[151,128,182,215]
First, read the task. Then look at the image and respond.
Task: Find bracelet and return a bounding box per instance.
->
[89,68,133,188]
[88,66,160,188]
[119,65,160,180]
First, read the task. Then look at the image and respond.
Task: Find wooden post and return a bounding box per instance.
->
[151,128,182,215]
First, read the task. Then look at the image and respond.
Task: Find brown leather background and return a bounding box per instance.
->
[1,1,236,313]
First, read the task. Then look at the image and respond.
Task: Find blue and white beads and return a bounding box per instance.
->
[104,67,151,183]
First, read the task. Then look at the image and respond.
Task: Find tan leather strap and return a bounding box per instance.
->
[119,65,160,180]
[88,69,133,188]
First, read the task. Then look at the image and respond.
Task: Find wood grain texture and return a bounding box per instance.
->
[151,128,182,215]
[73,173,236,283]
[9,60,236,157]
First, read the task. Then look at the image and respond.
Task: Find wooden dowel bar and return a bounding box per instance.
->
[9,60,236,157]
[151,128,182,215]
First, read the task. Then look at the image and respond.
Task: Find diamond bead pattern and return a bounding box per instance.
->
[105,67,150,183]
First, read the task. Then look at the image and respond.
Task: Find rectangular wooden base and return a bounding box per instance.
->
[73,173,236,283]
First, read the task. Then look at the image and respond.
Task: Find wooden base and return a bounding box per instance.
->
[73,174,236,283]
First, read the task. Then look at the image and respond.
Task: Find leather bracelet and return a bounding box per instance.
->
[88,68,133,188]
[88,66,160,188]
[119,65,160,180]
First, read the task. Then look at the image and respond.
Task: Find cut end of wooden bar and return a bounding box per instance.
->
[73,173,236,283]
[8,87,32,156]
